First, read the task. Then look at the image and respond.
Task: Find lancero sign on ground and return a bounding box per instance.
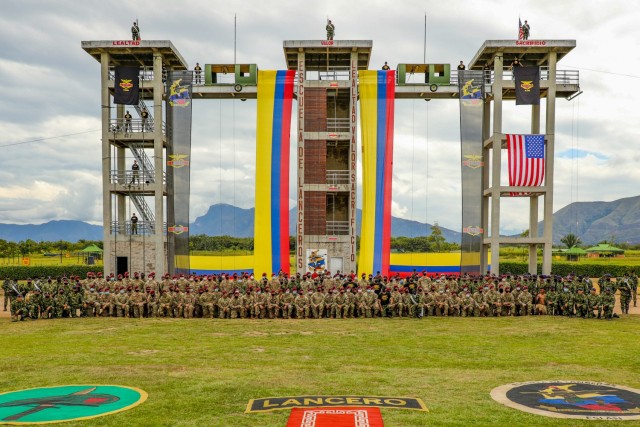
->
[246,395,428,413]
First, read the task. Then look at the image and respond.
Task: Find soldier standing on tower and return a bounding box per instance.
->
[326,19,335,40]
[131,21,141,41]
[522,20,530,40]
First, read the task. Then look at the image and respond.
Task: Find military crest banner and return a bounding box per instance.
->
[114,67,140,105]
[514,67,540,105]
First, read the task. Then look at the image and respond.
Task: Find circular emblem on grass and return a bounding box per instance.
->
[491,381,640,420]
[0,385,147,424]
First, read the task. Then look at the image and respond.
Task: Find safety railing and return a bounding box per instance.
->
[326,170,350,186]
[110,221,165,236]
[108,119,166,134]
[304,67,351,81]
[327,118,350,132]
[110,170,163,186]
[326,221,350,236]
[449,67,579,85]
[108,67,155,81]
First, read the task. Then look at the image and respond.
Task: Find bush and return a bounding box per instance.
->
[498,262,637,277]
[0,266,97,280]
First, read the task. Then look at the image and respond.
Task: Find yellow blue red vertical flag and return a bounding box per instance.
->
[358,70,395,277]
[254,70,295,276]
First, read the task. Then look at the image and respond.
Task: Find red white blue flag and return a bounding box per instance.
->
[507,134,545,196]
[518,17,524,40]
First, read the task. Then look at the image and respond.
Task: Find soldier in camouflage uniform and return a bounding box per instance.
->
[280,289,295,319]
[157,290,172,317]
[310,287,325,319]
[587,287,600,318]
[599,288,616,320]
[10,294,28,322]
[294,289,310,319]
[183,288,197,319]
[253,289,268,319]
[618,278,632,315]
[2,277,12,312]
[217,291,231,319]
[517,286,533,316]
[198,288,214,318]
[230,290,243,319]
[630,272,638,307]
[472,286,488,317]
[129,287,145,318]
[460,290,474,317]
[69,286,84,318]
[84,287,100,317]
[114,288,130,318]
[573,288,588,318]
[266,291,280,319]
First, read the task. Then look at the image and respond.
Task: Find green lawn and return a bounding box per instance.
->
[1,316,639,426]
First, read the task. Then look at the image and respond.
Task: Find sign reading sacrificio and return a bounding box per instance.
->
[245,395,428,413]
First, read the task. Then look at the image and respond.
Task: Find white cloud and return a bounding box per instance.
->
[0,0,638,238]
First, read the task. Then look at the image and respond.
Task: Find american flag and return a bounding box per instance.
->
[507,134,545,196]
[518,17,524,40]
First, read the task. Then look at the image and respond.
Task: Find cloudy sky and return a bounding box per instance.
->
[0,0,638,236]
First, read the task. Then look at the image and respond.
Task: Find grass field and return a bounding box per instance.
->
[1,316,639,426]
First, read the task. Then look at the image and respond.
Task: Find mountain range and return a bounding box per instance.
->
[2,196,640,245]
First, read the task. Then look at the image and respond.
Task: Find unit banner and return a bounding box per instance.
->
[458,70,485,275]
[166,71,193,275]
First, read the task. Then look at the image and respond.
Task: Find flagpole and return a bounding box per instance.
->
[423,12,427,64]
[234,14,237,64]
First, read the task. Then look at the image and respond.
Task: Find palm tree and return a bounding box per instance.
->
[560,233,582,249]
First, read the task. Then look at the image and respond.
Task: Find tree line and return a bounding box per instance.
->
[0,239,103,258]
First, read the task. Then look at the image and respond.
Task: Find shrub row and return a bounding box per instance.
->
[0,266,96,280]
[500,262,637,277]
[2,263,637,281]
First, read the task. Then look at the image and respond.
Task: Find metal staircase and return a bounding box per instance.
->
[129,143,155,183]
[133,99,155,131]
[131,193,155,226]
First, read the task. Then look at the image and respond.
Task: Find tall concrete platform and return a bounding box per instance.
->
[284,40,372,275]
[469,40,578,275]
[82,40,188,276]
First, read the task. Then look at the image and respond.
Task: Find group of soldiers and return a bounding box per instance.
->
[4,270,636,322]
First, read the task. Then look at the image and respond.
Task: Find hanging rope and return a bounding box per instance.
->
[575,97,581,237]
[233,98,237,271]
[425,100,430,273]
[410,99,416,268]
[218,98,223,238]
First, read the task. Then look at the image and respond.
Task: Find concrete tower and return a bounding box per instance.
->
[82,40,188,276]
[284,40,372,275]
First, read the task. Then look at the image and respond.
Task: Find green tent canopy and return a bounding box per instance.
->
[80,244,103,253]
[585,244,624,253]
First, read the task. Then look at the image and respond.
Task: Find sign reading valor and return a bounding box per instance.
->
[246,395,427,413]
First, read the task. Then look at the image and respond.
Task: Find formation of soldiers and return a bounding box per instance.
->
[4,270,636,322]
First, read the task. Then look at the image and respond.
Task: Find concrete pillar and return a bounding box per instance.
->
[481,95,491,274]
[529,103,541,273]
[295,50,305,275]
[490,54,503,276]
[542,52,557,275]
[101,52,112,275]
[153,52,166,274]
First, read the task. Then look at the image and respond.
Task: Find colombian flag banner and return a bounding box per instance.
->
[358,70,395,277]
[254,70,295,276]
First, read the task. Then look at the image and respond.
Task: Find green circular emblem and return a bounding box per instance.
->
[0,385,147,424]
